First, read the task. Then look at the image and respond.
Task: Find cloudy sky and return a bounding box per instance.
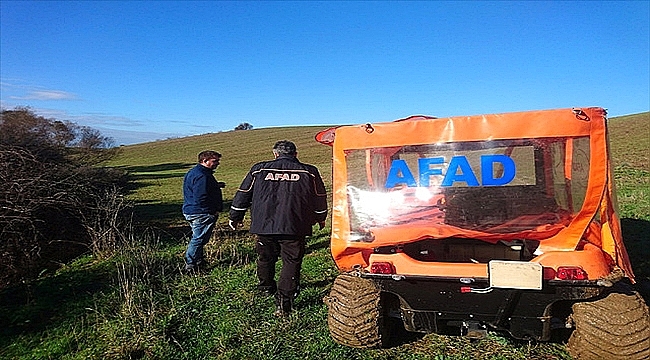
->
[1,1,648,145]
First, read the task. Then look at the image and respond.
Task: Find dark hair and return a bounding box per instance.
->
[198,150,221,162]
[273,140,297,156]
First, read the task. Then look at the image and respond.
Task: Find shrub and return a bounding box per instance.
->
[234,122,254,130]
[0,108,129,288]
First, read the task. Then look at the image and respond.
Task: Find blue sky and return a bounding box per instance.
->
[1,1,649,145]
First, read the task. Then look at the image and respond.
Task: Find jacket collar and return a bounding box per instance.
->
[196,164,215,173]
[276,154,298,162]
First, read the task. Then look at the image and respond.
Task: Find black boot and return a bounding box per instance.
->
[256,283,277,297]
[274,296,292,317]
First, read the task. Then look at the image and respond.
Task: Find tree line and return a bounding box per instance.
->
[0,107,130,288]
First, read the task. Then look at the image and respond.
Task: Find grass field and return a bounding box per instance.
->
[1,112,648,359]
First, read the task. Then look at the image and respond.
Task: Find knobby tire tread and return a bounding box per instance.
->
[324,273,384,349]
[567,290,650,360]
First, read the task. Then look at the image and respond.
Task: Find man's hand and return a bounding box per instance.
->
[229,219,242,230]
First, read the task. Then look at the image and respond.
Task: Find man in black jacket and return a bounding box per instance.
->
[182,150,225,273]
[229,140,328,316]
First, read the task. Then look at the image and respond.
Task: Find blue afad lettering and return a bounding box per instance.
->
[384,155,516,188]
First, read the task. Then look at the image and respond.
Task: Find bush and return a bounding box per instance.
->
[234,122,254,130]
[0,108,129,288]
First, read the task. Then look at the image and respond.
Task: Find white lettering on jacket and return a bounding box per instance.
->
[264,173,301,181]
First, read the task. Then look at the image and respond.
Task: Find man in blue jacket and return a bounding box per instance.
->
[182,150,225,273]
[229,140,328,316]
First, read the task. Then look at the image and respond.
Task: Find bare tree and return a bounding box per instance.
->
[0,108,128,288]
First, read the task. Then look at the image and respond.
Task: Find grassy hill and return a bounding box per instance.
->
[107,126,335,224]
[1,112,648,359]
[608,112,650,220]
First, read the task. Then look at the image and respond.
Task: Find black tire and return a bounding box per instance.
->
[567,290,650,360]
[323,273,388,348]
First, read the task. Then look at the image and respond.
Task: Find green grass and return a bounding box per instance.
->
[109,126,333,224]
[1,113,648,359]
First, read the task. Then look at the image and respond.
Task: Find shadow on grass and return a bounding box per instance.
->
[134,201,183,223]
[130,172,186,181]
[387,320,427,347]
[119,162,191,198]
[120,163,193,174]
[0,265,113,346]
[133,200,234,226]
[622,218,650,302]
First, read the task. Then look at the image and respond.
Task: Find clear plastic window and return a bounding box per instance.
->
[345,137,589,234]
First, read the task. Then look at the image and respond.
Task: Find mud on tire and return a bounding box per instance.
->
[567,290,650,360]
[323,273,388,348]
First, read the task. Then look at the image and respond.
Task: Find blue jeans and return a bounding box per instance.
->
[184,213,217,268]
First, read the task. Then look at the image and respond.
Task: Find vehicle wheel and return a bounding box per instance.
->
[323,273,389,348]
[567,290,650,359]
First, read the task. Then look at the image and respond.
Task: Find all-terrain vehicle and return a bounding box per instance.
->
[316,107,650,359]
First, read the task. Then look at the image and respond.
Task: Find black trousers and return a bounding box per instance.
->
[255,234,306,305]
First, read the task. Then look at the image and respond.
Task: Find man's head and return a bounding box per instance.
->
[198,150,221,170]
[273,140,297,157]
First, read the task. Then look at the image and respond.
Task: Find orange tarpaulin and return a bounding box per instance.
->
[317,107,635,282]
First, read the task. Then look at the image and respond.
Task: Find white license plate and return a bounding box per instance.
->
[489,260,542,290]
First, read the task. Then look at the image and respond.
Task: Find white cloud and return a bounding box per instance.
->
[1,81,79,101]
[1,81,193,145]
[15,90,79,101]
[72,112,143,128]
[97,127,190,146]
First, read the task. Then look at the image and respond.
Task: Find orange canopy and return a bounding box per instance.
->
[318,107,634,281]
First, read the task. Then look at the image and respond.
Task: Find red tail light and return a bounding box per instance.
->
[370,262,395,274]
[542,267,557,280]
[556,266,588,280]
